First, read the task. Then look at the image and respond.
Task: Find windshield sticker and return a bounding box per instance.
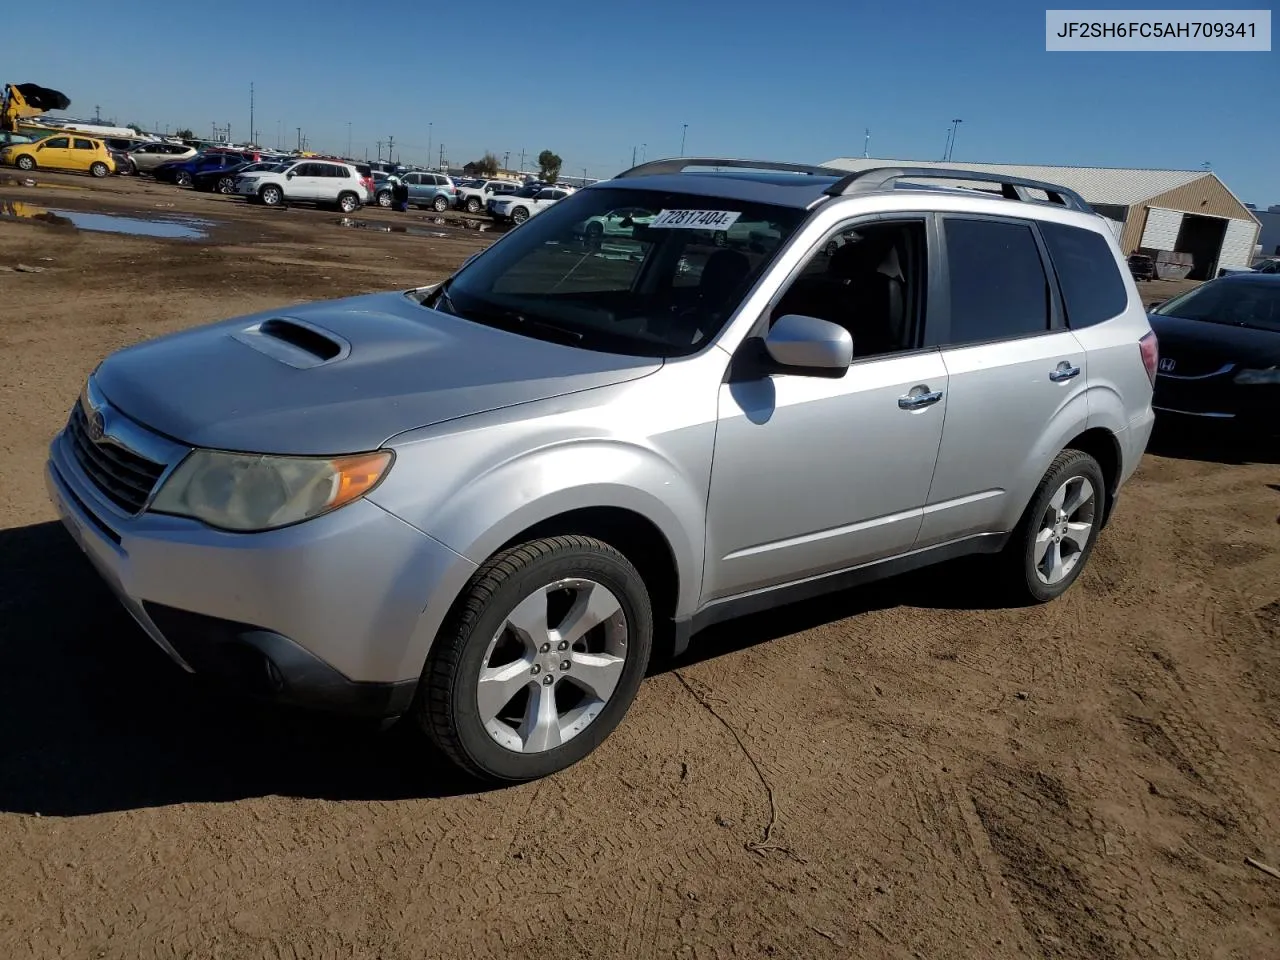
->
[649,209,742,230]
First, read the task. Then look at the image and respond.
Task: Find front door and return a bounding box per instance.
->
[37,136,72,169]
[287,163,322,200]
[916,215,1089,545]
[703,218,948,601]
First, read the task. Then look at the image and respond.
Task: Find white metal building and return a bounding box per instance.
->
[823,157,1262,280]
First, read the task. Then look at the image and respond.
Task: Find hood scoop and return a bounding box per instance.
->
[231,316,351,369]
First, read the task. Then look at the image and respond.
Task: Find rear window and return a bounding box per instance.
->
[943,217,1050,345]
[1041,222,1128,328]
[437,187,807,357]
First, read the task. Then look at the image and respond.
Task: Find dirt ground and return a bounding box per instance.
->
[0,171,1277,960]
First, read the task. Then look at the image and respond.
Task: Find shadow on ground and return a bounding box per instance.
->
[1,519,1011,816]
[0,521,485,816]
[1146,419,1280,466]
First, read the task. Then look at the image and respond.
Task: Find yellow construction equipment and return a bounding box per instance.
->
[2,83,72,132]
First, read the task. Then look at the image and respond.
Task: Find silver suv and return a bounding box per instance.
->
[46,159,1157,782]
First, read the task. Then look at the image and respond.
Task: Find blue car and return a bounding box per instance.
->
[154,150,257,187]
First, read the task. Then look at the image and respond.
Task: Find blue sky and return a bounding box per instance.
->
[7,0,1276,204]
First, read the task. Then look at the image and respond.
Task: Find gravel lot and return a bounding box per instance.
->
[1,172,1277,960]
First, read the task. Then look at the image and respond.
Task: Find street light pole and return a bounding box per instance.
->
[427,122,433,169]
[947,118,963,160]
[680,124,688,156]
[249,83,254,148]
[346,122,352,158]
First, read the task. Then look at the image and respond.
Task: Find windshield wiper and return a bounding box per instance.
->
[472,306,585,344]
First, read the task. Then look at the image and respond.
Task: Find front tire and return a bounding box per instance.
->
[510,205,530,225]
[15,155,36,171]
[260,184,283,206]
[465,197,482,214]
[175,170,193,187]
[419,535,653,783]
[1002,449,1106,603]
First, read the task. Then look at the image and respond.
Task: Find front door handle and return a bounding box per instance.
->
[1050,362,1081,382]
[898,390,943,410]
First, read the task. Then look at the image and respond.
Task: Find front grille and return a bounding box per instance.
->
[66,403,165,513]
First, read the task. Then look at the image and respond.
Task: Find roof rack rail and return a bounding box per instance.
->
[615,157,837,179]
[823,166,1091,213]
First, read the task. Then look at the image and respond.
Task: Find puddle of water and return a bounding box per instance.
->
[0,200,211,239]
[334,217,454,239]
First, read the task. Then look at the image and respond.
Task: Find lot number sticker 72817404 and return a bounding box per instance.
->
[649,209,742,230]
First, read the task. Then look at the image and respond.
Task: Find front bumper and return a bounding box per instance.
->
[46,428,472,718]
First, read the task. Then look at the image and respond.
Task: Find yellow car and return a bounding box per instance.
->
[0,133,115,177]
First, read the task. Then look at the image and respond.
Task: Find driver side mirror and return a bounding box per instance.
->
[763,314,852,377]
[286,171,295,178]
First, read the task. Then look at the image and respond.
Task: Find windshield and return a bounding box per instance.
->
[1153,280,1280,333]
[432,186,807,357]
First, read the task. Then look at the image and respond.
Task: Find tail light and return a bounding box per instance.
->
[1139,331,1159,386]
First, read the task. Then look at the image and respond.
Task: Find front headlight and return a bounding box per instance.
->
[151,449,393,532]
[1233,367,1280,385]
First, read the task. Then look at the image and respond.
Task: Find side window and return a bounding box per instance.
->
[943,218,1050,345]
[1039,221,1128,328]
[73,138,95,150]
[769,220,927,359]
[535,189,555,201]
[44,137,69,149]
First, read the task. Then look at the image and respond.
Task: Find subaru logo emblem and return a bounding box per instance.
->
[85,408,106,442]
[1158,358,1176,373]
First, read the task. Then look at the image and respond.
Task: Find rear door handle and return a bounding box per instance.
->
[898,390,943,410]
[1050,363,1081,382]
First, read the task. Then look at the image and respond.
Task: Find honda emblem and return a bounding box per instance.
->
[1158,358,1176,373]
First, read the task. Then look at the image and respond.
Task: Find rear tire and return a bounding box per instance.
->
[90,162,110,178]
[433,195,449,212]
[377,190,392,208]
[1000,449,1106,603]
[216,175,236,195]
[337,191,359,213]
[418,535,653,783]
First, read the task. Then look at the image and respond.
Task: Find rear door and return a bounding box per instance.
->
[70,138,99,171]
[917,215,1088,546]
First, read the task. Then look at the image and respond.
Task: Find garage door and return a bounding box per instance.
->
[1218,217,1260,270]
[1140,207,1183,249]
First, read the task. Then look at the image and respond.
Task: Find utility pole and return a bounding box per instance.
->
[387,135,395,165]
[249,83,254,147]
[503,150,510,171]
[346,122,352,158]
[946,118,963,161]
[863,128,870,158]
[439,143,445,171]
[94,104,102,122]
[642,143,647,162]
[427,122,433,169]
[376,141,382,162]
[631,145,637,167]
[680,123,688,156]
[296,127,302,152]
[582,166,587,187]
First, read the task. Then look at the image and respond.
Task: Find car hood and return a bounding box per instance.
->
[95,291,662,455]
[1149,313,1280,365]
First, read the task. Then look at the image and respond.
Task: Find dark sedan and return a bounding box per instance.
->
[1148,274,1280,431]
[192,160,283,194]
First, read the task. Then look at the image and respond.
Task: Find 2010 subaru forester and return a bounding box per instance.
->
[46,158,1158,782]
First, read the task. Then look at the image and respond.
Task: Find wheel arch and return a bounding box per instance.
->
[1062,426,1122,526]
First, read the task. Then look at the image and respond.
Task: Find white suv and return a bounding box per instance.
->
[235,159,369,212]
[489,184,574,225]
[457,178,522,214]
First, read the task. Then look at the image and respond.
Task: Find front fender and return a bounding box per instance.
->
[381,438,711,680]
